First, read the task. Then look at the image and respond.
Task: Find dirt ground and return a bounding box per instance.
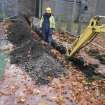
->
[0,18,105,105]
[7,18,67,84]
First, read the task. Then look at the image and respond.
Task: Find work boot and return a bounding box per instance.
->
[41,40,48,46]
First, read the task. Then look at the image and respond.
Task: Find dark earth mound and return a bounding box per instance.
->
[7,17,67,84]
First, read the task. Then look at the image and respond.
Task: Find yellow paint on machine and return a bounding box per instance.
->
[67,16,105,57]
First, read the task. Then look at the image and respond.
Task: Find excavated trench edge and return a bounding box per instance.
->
[34,23,105,82]
[6,18,68,85]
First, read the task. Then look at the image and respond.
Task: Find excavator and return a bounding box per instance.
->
[32,16,105,58]
[66,16,105,58]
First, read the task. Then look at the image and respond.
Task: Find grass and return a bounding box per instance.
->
[0,51,8,79]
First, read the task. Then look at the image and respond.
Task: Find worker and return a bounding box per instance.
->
[40,7,56,45]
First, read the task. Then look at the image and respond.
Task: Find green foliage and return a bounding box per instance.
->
[0,52,8,79]
[0,12,6,20]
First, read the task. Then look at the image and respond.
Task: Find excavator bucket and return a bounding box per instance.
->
[68,27,96,57]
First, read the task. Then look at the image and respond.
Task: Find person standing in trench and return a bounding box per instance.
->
[40,7,56,45]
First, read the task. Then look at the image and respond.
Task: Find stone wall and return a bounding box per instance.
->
[42,0,75,32]
[0,0,18,19]
[41,0,105,34]
[0,0,36,19]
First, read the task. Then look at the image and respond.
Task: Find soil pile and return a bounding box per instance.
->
[7,17,67,84]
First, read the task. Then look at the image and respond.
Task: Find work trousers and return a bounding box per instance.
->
[42,28,53,45]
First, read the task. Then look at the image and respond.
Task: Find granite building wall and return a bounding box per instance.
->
[0,0,36,19]
[41,0,105,34]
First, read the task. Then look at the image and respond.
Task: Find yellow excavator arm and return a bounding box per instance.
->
[67,16,105,57]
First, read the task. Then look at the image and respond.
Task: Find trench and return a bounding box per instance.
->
[33,17,105,82]
[0,23,74,104]
[0,17,105,104]
[4,17,68,85]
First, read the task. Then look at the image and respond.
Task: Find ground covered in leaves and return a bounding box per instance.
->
[0,17,105,105]
[53,32,105,105]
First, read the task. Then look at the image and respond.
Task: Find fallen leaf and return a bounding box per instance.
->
[33,89,41,95]
[38,100,47,105]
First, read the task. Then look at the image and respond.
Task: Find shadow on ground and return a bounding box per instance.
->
[69,57,105,82]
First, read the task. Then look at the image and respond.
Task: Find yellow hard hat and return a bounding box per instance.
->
[46,7,52,13]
